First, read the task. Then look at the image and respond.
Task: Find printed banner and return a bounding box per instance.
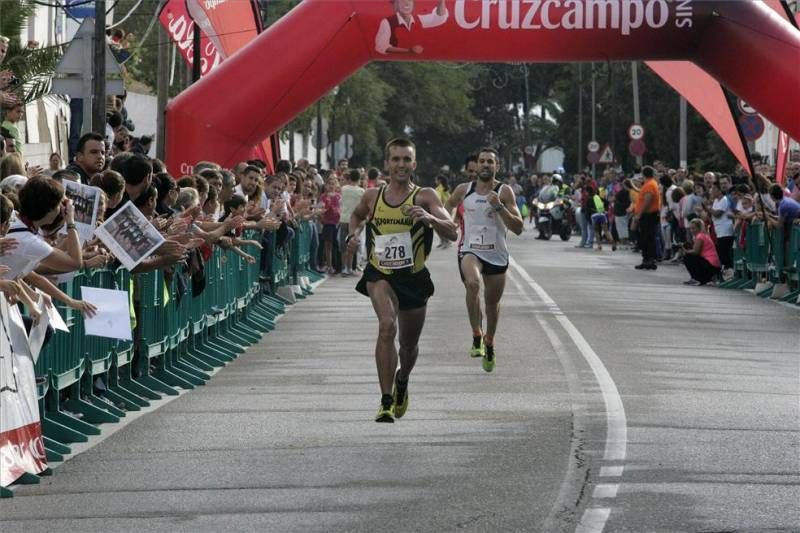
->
[62,180,102,245]
[158,0,222,77]
[94,201,165,271]
[0,299,48,488]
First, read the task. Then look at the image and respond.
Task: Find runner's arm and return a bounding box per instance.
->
[444,183,466,215]
[497,185,524,235]
[415,188,458,242]
[346,189,377,251]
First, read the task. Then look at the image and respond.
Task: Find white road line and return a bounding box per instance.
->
[592,484,620,499]
[509,257,628,463]
[508,274,589,533]
[599,466,624,477]
[575,508,612,533]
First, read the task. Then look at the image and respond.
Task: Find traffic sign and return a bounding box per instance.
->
[628,139,647,157]
[587,151,601,164]
[587,140,600,152]
[598,144,614,163]
[628,124,645,140]
[737,99,757,116]
[738,114,765,141]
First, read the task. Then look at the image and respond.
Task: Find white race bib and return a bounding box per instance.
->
[468,225,496,251]
[375,232,413,269]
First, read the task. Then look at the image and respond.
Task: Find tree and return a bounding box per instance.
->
[0,1,62,104]
[552,62,739,174]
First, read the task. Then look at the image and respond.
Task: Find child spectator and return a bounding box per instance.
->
[319,178,341,274]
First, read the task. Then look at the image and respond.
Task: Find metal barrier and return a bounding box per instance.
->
[4,226,318,496]
[718,220,799,304]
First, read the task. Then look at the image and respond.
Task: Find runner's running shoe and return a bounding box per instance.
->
[470,336,485,358]
[482,344,496,373]
[392,371,409,419]
[375,400,395,423]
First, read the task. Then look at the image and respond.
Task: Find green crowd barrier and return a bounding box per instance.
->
[4,226,318,497]
[718,220,800,304]
[292,220,324,290]
[269,221,323,303]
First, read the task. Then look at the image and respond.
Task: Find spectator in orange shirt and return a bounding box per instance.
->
[632,166,661,270]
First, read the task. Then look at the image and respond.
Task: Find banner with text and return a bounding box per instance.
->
[158,0,222,78]
[1,299,48,488]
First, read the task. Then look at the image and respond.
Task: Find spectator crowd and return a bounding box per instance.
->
[435,156,800,287]
[0,93,393,416]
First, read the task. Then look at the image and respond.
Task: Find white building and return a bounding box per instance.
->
[9,4,86,166]
[10,5,161,166]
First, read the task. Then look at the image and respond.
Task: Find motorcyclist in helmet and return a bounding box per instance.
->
[537,174,560,203]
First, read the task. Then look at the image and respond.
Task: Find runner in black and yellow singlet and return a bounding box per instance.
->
[347,138,457,423]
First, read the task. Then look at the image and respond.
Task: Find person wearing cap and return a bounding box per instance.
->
[0,173,26,194]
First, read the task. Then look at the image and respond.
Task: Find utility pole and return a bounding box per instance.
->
[523,64,531,172]
[92,0,106,135]
[156,25,170,160]
[315,101,322,167]
[609,63,617,168]
[192,24,201,82]
[577,63,583,173]
[591,62,596,179]
[631,61,642,167]
[679,96,688,169]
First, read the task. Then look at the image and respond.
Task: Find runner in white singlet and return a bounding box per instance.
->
[445,148,524,372]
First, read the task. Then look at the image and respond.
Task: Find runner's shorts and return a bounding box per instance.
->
[356,264,434,311]
[457,252,509,282]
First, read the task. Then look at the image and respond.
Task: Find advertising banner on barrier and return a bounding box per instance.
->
[0,299,48,488]
[158,0,222,78]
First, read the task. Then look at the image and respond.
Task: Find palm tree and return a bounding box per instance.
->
[0,0,62,104]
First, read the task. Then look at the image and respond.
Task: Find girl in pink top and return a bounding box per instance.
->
[683,219,721,285]
[319,178,342,274]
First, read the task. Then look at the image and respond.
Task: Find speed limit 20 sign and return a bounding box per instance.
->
[628,124,645,140]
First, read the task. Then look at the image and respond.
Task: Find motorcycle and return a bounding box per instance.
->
[534,197,573,241]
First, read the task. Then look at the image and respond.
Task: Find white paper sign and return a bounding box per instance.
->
[28,297,49,365]
[45,301,69,332]
[94,201,165,271]
[80,286,132,341]
[61,180,101,244]
[2,301,31,359]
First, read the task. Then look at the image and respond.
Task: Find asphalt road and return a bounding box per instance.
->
[2,229,798,532]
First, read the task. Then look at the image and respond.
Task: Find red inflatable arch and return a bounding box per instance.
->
[165,0,800,174]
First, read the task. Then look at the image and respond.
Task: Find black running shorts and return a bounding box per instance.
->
[356,264,434,311]
[457,252,509,282]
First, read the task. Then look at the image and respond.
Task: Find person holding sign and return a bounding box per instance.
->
[1,178,83,279]
[347,138,457,423]
[445,148,523,372]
